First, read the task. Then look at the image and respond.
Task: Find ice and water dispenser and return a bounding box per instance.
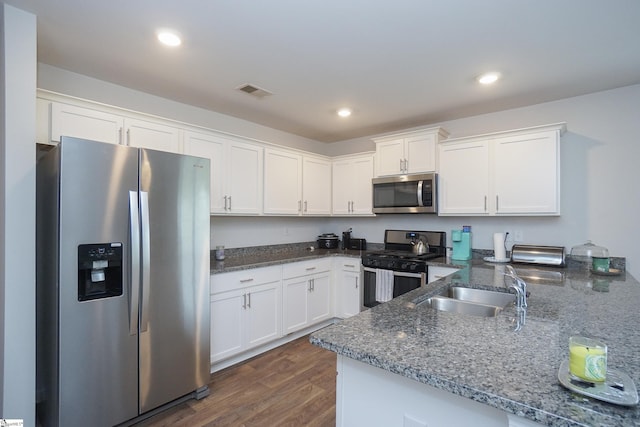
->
[77,243,123,301]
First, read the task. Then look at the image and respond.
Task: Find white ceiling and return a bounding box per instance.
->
[6,0,640,142]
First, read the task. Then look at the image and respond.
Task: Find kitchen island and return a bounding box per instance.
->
[311,261,640,426]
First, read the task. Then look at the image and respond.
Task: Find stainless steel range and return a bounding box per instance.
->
[362,230,446,308]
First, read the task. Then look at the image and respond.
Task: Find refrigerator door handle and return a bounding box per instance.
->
[140,191,151,332]
[129,191,140,336]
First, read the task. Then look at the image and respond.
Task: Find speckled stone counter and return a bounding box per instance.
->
[311,261,640,427]
[210,242,382,274]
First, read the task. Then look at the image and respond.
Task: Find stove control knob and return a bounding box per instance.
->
[400,263,408,270]
[409,263,417,271]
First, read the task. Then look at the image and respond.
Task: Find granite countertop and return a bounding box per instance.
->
[210,242,380,274]
[310,261,640,426]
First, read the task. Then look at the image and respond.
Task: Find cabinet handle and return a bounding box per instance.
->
[240,278,254,283]
[298,200,302,212]
[228,196,232,211]
[312,278,315,291]
[355,277,358,289]
[344,264,356,268]
[247,292,251,308]
[496,195,499,212]
[350,201,354,212]
[305,267,316,271]
[404,159,408,172]
[126,128,131,146]
[224,195,228,211]
[484,196,487,212]
[399,159,403,172]
[242,293,247,309]
[119,127,123,145]
[304,200,308,212]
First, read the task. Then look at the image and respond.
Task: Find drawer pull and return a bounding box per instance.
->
[305,267,316,271]
[240,278,254,283]
[344,264,356,268]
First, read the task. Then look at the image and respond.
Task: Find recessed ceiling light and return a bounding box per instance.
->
[337,108,352,118]
[477,72,501,85]
[157,30,182,47]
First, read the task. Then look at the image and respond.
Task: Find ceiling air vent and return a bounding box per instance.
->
[236,83,273,98]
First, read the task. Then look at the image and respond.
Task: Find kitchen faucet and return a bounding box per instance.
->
[504,265,527,309]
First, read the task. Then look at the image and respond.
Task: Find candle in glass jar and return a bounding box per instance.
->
[569,336,607,382]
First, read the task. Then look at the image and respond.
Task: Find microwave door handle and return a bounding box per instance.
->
[417,180,424,207]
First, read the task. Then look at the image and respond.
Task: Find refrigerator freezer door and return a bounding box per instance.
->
[57,138,140,426]
[138,148,211,413]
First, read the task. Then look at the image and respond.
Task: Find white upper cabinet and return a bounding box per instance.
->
[332,153,374,215]
[50,102,124,145]
[438,138,491,215]
[373,127,449,177]
[264,147,331,216]
[263,148,303,215]
[46,100,182,153]
[184,130,263,215]
[438,123,565,216]
[123,118,181,153]
[302,155,332,215]
[492,130,560,214]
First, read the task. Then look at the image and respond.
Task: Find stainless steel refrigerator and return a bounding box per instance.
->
[36,137,211,426]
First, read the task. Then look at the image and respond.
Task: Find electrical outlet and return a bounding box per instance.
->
[514,230,524,242]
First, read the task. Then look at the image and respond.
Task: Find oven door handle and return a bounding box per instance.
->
[363,267,426,286]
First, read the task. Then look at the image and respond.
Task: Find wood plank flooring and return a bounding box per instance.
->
[135,336,337,426]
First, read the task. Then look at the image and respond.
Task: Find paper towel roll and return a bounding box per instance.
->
[493,233,507,260]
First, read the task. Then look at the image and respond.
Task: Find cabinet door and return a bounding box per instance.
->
[51,102,123,145]
[245,282,281,349]
[302,156,332,215]
[308,273,332,324]
[124,118,181,153]
[210,290,244,363]
[375,138,404,176]
[438,140,490,215]
[183,131,226,214]
[228,141,263,215]
[283,277,310,334]
[405,133,436,173]
[332,159,353,215]
[351,155,374,215]
[264,148,303,215]
[492,131,559,214]
[339,270,361,318]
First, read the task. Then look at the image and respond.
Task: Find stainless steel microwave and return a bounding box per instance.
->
[372,173,437,214]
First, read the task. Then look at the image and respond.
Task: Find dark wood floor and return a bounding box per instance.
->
[135,336,337,426]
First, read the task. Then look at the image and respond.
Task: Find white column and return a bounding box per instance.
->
[0,4,37,426]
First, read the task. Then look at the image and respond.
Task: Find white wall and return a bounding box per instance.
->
[1,4,37,425]
[37,65,640,278]
[212,85,640,278]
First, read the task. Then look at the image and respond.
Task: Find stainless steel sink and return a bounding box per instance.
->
[448,287,516,307]
[420,287,516,317]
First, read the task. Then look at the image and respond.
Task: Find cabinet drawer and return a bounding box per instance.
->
[211,265,282,294]
[283,258,332,279]
[336,258,361,272]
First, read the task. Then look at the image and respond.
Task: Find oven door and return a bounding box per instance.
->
[362,267,426,308]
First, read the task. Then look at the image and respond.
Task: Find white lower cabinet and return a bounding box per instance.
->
[210,266,282,363]
[334,257,362,318]
[283,259,332,334]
